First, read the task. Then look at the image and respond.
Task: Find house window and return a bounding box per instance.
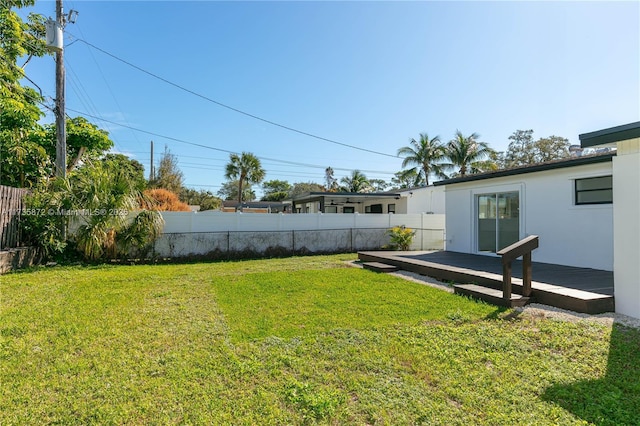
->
[388,204,396,214]
[575,176,613,205]
[365,204,382,214]
[325,206,337,213]
[343,206,355,213]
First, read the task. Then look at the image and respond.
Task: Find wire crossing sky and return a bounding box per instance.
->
[17,1,640,194]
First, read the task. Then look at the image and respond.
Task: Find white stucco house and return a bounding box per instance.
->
[435,121,640,319]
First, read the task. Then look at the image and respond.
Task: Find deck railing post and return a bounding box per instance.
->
[522,252,532,297]
[502,261,512,300]
[497,235,539,302]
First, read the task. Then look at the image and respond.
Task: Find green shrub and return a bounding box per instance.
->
[387,226,416,251]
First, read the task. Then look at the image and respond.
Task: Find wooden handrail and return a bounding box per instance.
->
[497,235,539,262]
[497,235,539,299]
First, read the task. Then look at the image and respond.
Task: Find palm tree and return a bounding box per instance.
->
[397,133,448,186]
[71,161,163,260]
[340,170,371,193]
[224,152,266,206]
[446,131,494,176]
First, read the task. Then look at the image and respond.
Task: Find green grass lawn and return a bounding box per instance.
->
[1,254,638,425]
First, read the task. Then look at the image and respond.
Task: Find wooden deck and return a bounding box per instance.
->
[358,250,614,314]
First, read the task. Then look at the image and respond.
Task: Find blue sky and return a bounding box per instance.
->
[18,1,640,196]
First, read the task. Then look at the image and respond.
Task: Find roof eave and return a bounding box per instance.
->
[434,153,615,186]
[579,121,640,148]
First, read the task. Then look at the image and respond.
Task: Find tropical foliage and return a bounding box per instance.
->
[179,188,222,211]
[339,170,371,193]
[0,3,118,186]
[504,130,571,167]
[387,226,416,251]
[224,152,266,205]
[391,168,422,189]
[217,179,257,202]
[22,161,164,261]
[289,182,325,198]
[261,179,292,201]
[397,133,448,186]
[446,130,494,176]
[103,153,147,191]
[1,1,49,187]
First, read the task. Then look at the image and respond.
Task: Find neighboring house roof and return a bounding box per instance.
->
[222,201,288,211]
[579,121,640,148]
[433,153,615,186]
[288,192,401,204]
[392,185,438,194]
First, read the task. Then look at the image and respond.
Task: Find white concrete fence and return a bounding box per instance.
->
[154,212,445,258]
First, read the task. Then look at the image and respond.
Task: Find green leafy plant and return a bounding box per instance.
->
[387,225,416,251]
[22,161,164,262]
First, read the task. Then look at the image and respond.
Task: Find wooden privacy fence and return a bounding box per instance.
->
[0,185,29,250]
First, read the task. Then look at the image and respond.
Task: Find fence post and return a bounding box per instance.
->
[421,213,425,250]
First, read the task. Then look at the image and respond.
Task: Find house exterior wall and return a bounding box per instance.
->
[400,186,446,214]
[444,161,614,270]
[612,138,640,318]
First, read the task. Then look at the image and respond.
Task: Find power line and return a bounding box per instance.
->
[69,23,144,148]
[69,35,399,159]
[65,107,399,177]
[66,106,237,155]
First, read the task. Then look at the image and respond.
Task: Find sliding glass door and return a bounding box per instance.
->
[477,192,520,253]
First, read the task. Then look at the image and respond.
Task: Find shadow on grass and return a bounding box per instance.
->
[542,324,640,425]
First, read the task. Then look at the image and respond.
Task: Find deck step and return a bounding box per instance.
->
[362,262,398,273]
[454,283,530,308]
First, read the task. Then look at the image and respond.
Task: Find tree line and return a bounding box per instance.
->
[217,129,571,204]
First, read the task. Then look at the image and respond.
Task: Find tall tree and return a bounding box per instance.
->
[44,117,113,172]
[397,133,448,186]
[324,167,338,191]
[0,1,49,187]
[102,154,146,192]
[369,178,388,192]
[217,180,256,202]
[534,135,570,163]
[446,131,493,176]
[179,188,221,211]
[391,168,424,189]
[1,2,116,187]
[340,170,371,193]
[505,129,536,167]
[261,179,291,201]
[289,182,325,198]
[504,130,571,167]
[224,152,265,205]
[150,146,183,193]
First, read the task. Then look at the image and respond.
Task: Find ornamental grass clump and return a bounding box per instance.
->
[388,226,416,251]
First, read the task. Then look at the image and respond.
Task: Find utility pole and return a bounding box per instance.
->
[54,0,66,178]
[149,140,155,181]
